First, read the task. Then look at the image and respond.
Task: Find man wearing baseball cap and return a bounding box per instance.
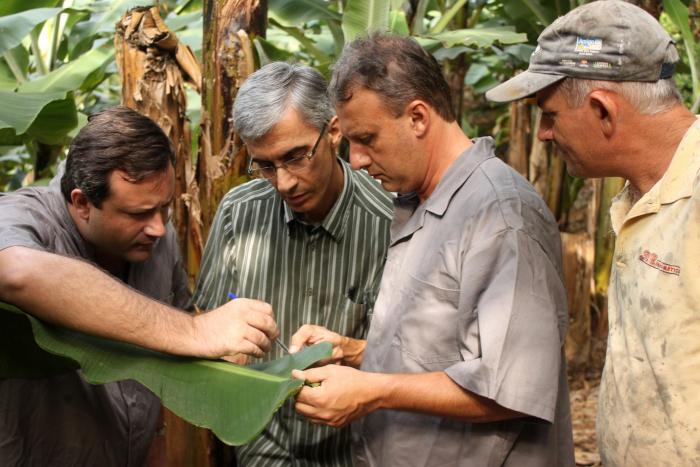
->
[487,1,699,466]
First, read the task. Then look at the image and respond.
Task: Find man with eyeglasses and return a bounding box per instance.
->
[192,62,394,466]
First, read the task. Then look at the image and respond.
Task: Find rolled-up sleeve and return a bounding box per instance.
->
[445,227,565,423]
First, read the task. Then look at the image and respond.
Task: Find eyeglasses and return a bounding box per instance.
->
[247,123,328,180]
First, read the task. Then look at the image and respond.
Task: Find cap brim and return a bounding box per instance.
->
[485,71,566,103]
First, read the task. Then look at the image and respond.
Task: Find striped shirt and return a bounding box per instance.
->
[193,158,393,466]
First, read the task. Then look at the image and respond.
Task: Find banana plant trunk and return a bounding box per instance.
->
[115,6,216,466]
[198,0,266,243]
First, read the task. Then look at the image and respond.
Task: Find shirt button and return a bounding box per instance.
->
[306,287,313,296]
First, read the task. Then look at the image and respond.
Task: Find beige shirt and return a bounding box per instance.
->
[598,118,700,466]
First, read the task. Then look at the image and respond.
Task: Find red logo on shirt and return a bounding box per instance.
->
[639,250,680,275]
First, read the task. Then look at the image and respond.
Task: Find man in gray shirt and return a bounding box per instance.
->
[0,107,278,466]
[291,35,574,466]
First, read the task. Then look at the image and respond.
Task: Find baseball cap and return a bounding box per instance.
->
[485,0,678,103]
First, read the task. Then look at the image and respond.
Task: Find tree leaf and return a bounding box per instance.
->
[420,26,527,50]
[0,301,332,445]
[0,89,68,134]
[0,0,61,17]
[0,7,62,56]
[429,0,469,35]
[663,0,699,107]
[18,46,113,93]
[342,0,390,42]
[26,95,77,144]
[269,0,341,25]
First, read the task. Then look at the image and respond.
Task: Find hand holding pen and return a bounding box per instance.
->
[228,292,289,354]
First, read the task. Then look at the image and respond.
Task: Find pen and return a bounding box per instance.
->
[228,292,289,354]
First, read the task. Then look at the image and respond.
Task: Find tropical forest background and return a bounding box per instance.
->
[0,0,698,465]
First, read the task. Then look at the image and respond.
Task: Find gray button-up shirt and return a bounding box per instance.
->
[352,138,574,467]
[0,174,190,467]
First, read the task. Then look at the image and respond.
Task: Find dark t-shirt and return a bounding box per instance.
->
[0,176,190,466]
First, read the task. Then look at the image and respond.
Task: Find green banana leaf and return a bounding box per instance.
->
[419,26,527,50]
[0,301,331,445]
[342,0,390,42]
[0,7,61,56]
[19,46,114,93]
[0,90,69,134]
[663,0,699,112]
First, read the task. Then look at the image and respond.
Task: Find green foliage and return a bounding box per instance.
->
[662,0,700,112]
[0,300,332,446]
[342,0,390,41]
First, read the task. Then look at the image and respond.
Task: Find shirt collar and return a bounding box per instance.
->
[610,117,700,232]
[390,137,495,245]
[284,158,354,242]
[423,137,496,217]
[659,116,700,204]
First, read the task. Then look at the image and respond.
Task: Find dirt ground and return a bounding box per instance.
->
[570,376,602,466]
[569,336,607,467]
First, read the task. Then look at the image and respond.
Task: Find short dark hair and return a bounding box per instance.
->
[60,106,175,207]
[329,34,455,122]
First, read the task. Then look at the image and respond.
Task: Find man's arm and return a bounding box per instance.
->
[0,246,278,359]
[291,365,524,428]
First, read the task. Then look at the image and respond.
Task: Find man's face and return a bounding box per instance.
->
[337,87,425,194]
[245,109,343,223]
[536,85,601,178]
[82,164,175,264]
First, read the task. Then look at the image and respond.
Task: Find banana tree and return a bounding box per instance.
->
[0,0,147,190]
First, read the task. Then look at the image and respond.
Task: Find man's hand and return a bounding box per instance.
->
[292,365,382,427]
[192,298,278,360]
[290,324,365,368]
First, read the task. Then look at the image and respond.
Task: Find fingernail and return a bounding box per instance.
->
[289,345,299,354]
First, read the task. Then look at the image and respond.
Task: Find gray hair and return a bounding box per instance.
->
[559,77,682,115]
[233,62,334,142]
[558,45,682,115]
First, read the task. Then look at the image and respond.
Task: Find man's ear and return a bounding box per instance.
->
[328,116,343,152]
[587,90,618,137]
[70,189,92,220]
[406,100,430,137]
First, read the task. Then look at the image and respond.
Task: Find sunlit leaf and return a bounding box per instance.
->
[0,0,60,17]
[0,301,332,445]
[419,26,527,50]
[19,46,113,93]
[0,89,67,134]
[164,11,202,31]
[342,0,390,42]
[269,0,341,26]
[663,0,699,109]
[254,36,296,67]
[0,7,61,56]
[429,0,468,34]
[389,9,409,36]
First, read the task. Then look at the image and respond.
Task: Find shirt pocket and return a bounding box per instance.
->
[391,273,462,371]
[333,291,372,339]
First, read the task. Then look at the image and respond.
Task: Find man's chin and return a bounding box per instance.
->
[125,246,154,263]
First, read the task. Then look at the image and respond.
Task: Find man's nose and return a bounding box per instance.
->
[537,118,554,142]
[349,145,372,170]
[143,208,168,238]
[274,167,298,194]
